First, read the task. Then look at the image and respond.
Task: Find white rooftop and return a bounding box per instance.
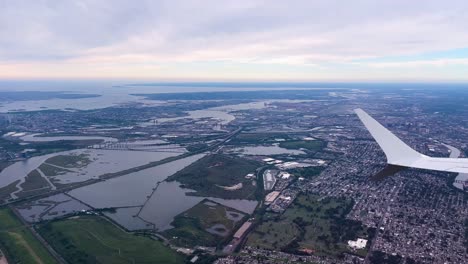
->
[348,238,367,249]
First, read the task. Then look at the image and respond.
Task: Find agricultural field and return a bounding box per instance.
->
[168,154,260,199]
[246,194,373,257]
[164,199,247,247]
[0,208,57,264]
[38,215,185,264]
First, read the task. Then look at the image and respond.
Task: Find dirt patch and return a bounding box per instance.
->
[8,232,44,264]
[0,255,8,264]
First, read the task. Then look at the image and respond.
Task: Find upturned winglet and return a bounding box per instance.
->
[355,108,468,178]
[354,108,425,165]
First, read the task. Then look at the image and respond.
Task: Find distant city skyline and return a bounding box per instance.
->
[1,0,468,81]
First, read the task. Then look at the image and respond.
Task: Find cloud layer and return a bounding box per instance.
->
[1,0,468,80]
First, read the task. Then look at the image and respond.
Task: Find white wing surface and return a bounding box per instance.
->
[355,108,468,174]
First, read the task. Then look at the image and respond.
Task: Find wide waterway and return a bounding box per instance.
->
[68,153,258,231]
[443,144,468,190]
[138,180,258,231]
[0,80,326,113]
[141,100,319,127]
[20,133,117,142]
[140,101,268,127]
[0,148,182,198]
[0,151,68,190]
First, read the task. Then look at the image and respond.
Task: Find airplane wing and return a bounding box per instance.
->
[409,157,468,174]
[355,108,468,176]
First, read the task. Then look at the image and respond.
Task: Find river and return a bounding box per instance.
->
[0,148,182,198]
[20,133,117,142]
[442,144,468,190]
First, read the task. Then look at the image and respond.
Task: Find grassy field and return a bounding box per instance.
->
[245,218,300,250]
[0,136,101,158]
[17,169,51,197]
[168,154,260,199]
[0,161,12,173]
[164,217,218,248]
[31,140,103,156]
[279,140,325,152]
[164,199,247,247]
[184,200,245,231]
[38,215,185,264]
[246,194,373,257]
[46,154,91,169]
[0,181,19,202]
[228,133,292,144]
[287,167,324,179]
[0,208,57,264]
[38,163,72,177]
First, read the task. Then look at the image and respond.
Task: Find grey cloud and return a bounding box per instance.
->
[0,0,152,60]
[0,0,467,63]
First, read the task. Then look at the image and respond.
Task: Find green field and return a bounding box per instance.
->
[168,154,260,199]
[15,169,51,198]
[279,140,325,152]
[0,208,57,264]
[38,215,185,264]
[229,133,292,144]
[7,155,92,199]
[45,154,92,169]
[287,167,324,179]
[0,161,12,173]
[245,216,300,250]
[164,199,247,247]
[0,181,19,202]
[31,140,103,155]
[0,136,102,158]
[38,163,72,177]
[246,194,373,257]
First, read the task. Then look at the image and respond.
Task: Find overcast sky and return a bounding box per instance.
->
[1,0,468,81]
